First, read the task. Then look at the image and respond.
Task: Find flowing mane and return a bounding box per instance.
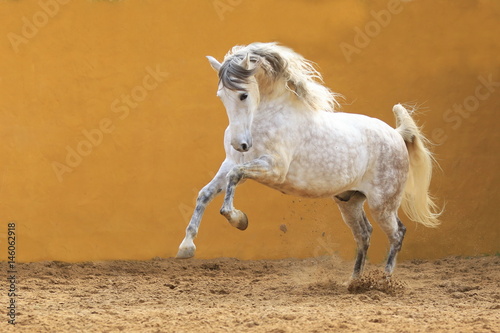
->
[218,42,342,112]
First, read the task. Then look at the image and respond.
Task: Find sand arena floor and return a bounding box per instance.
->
[2,255,499,332]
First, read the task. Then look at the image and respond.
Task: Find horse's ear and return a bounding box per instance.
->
[241,53,252,70]
[206,56,221,72]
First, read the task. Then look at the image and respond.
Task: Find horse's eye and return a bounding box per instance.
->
[239,93,248,101]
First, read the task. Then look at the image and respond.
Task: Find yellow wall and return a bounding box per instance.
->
[0,0,498,262]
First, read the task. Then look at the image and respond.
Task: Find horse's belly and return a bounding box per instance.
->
[273,160,364,198]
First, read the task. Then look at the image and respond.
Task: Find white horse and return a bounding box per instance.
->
[177,42,441,278]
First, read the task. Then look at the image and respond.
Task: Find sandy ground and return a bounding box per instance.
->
[2,255,499,332]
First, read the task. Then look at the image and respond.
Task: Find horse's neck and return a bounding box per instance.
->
[257,92,312,118]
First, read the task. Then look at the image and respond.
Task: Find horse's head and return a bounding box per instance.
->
[207,53,261,153]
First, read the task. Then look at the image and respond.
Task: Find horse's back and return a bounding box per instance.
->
[278,111,408,198]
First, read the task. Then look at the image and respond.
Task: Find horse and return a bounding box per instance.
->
[176,42,441,279]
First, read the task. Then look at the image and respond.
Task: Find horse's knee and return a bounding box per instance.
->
[227,167,244,185]
[197,187,218,205]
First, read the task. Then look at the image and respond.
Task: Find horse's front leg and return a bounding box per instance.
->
[177,159,234,259]
[221,155,285,230]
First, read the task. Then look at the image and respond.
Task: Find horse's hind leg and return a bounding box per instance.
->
[334,191,373,279]
[177,160,234,259]
[386,217,406,274]
[368,203,407,275]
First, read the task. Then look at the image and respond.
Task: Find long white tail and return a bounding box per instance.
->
[393,104,441,227]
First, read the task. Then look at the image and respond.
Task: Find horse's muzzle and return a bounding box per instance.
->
[233,141,252,152]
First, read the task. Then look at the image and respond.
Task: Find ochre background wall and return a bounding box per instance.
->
[0,0,498,263]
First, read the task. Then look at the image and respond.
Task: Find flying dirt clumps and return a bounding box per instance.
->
[347,270,407,295]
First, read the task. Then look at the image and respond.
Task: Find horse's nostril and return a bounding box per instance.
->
[241,143,248,151]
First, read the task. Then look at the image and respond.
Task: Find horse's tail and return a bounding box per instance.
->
[393,104,441,227]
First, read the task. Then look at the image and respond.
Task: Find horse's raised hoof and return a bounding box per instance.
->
[176,239,196,259]
[231,210,248,230]
[221,209,249,231]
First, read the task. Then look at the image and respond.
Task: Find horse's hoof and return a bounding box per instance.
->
[176,246,195,259]
[222,209,249,231]
[234,210,248,230]
[236,212,248,230]
[176,240,196,259]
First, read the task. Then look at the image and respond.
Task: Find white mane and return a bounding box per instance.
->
[219,42,342,112]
